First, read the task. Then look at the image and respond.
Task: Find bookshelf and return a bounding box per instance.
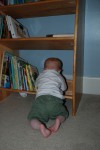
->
[0,0,85,115]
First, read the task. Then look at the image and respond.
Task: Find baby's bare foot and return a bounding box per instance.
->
[49,118,61,133]
[40,124,51,138]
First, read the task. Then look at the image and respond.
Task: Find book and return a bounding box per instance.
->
[46,34,74,37]
[23,68,29,91]
[0,51,13,88]
[6,15,29,38]
[2,16,12,38]
[17,57,28,90]
[7,0,15,5]
[13,56,19,89]
[17,61,23,90]
[25,65,33,91]
[1,74,10,88]
[0,15,4,38]
[0,51,5,87]
[17,0,24,4]
[0,0,4,6]
[0,51,38,91]
[24,0,39,3]
[27,64,38,86]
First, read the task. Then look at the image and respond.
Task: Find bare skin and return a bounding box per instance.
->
[30,119,51,138]
[49,116,65,133]
[39,124,51,138]
[30,116,65,138]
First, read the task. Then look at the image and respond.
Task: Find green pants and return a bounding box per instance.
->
[27,95,69,123]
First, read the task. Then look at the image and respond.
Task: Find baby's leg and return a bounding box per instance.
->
[30,119,51,138]
[49,116,65,133]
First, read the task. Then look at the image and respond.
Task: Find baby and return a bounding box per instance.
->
[27,58,69,137]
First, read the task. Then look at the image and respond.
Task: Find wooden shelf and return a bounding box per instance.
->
[0,87,36,95]
[0,79,73,100]
[0,0,76,19]
[0,37,74,50]
[0,0,75,51]
[0,87,72,100]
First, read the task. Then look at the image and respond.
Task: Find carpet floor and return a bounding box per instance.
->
[0,93,100,150]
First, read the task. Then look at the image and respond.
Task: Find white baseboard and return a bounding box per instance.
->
[83,77,100,95]
[64,74,100,95]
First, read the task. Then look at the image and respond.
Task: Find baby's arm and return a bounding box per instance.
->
[59,76,67,92]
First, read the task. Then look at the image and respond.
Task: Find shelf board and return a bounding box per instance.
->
[0,37,74,50]
[0,87,72,100]
[0,88,36,95]
[0,79,73,100]
[0,0,76,19]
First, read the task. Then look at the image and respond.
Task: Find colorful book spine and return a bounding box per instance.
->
[27,65,35,87]
[25,65,33,91]
[23,67,29,91]
[13,56,19,89]
[11,57,19,89]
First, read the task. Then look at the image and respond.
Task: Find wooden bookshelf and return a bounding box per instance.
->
[0,0,85,115]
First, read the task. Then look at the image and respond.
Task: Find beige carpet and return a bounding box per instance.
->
[0,93,100,150]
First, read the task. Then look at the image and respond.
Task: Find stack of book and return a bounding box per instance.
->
[0,15,29,39]
[0,51,38,91]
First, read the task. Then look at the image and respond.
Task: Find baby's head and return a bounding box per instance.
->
[44,58,63,72]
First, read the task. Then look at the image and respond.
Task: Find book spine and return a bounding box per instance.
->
[17,61,22,90]
[11,57,17,89]
[1,74,5,87]
[27,65,35,87]
[8,58,13,88]
[13,56,19,89]
[9,0,15,5]
[0,15,4,38]
[19,65,24,90]
[23,67,29,91]
[0,1,4,6]
[3,74,10,88]
[18,0,24,4]
[0,52,12,88]
[0,51,5,87]
[25,65,33,91]
[23,67,28,91]
[0,0,5,5]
